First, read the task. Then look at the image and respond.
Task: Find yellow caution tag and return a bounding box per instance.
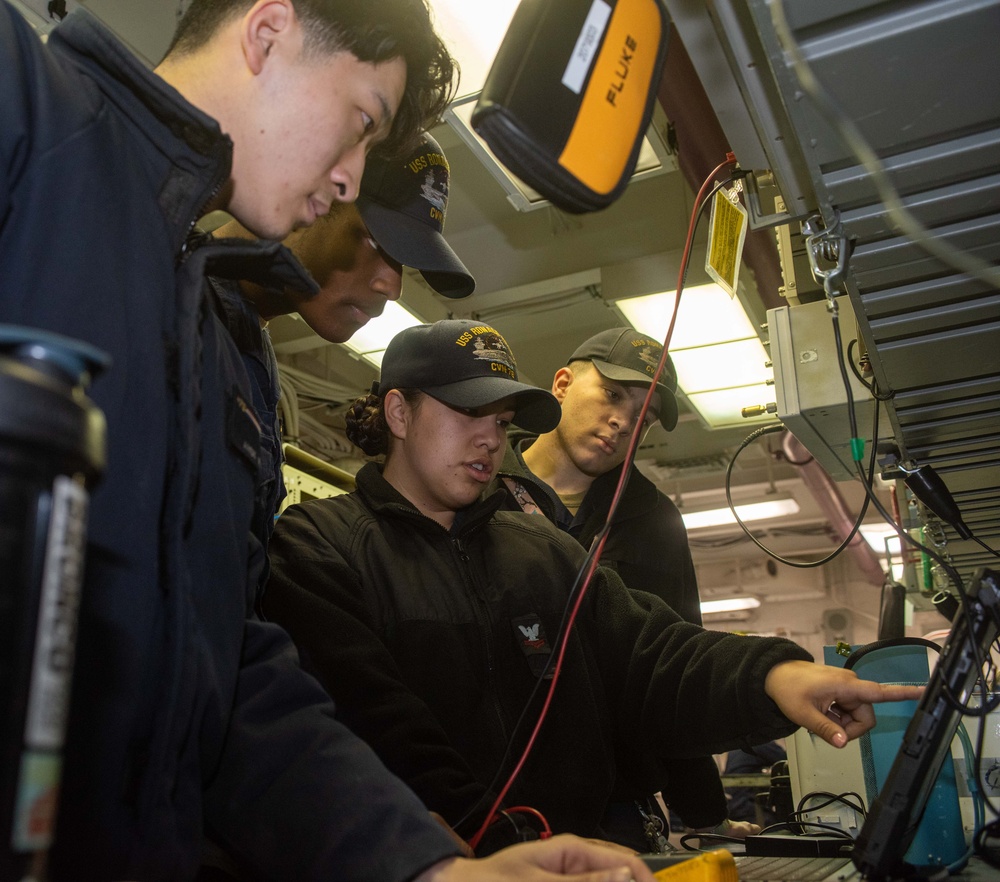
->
[706,188,748,297]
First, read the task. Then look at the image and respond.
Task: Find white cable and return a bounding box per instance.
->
[298,411,354,459]
[278,361,359,402]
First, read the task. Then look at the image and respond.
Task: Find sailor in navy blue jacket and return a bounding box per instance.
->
[0,4,458,879]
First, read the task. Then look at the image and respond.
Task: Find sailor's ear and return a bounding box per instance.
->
[241,0,294,76]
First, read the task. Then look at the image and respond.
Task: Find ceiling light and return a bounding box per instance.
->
[671,339,773,392]
[860,524,903,555]
[680,498,800,530]
[444,94,677,212]
[887,556,906,582]
[615,284,775,429]
[341,301,423,369]
[428,0,521,99]
[860,526,907,581]
[701,596,762,615]
[619,284,757,346]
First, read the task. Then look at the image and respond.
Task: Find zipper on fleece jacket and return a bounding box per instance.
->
[451,536,511,754]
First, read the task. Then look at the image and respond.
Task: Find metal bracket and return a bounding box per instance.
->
[803,213,852,306]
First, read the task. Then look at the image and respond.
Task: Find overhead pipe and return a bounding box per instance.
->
[780,431,887,587]
[656,28,785,310]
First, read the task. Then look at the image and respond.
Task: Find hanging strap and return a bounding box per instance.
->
[502,476,545,516]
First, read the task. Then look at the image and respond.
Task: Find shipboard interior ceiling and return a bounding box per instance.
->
[664,0,1000,588]
[24,0,999,621]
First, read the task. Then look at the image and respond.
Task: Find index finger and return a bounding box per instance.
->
[544,835,657,881]
[842,681,924,707]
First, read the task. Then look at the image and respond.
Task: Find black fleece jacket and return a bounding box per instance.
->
[265,464,811,849]
[494,431,702,625]
[493,433,732,831]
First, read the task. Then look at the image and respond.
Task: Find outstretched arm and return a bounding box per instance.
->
[764,660,924,748]
[414,835,656,882]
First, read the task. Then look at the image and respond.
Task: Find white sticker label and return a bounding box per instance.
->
[25,475,88,750]
[561,0,612,94]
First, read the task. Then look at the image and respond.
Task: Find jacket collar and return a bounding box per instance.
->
[498,431,659,522]
[497,437,558,520]
[355,462,504,536]
[51,8,233,256]
[201,236,319,355]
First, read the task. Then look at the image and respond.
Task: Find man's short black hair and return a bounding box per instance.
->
[165,0,457,157]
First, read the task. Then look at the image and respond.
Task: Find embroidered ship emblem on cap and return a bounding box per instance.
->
[471,332,517,379]
[637,346,660,371]
[420,169,447,214]
[454,326,519,379]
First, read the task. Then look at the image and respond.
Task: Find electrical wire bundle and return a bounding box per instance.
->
[275,362,356,461]
[721,205,1000,867]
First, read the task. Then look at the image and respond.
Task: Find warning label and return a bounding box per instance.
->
[706,189,748,296]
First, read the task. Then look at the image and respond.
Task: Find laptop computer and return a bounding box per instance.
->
[644,566,999,881]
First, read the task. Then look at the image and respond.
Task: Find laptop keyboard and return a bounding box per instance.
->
[734,854,858,881]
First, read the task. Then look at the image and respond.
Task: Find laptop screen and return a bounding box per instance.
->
[851,567,999,878]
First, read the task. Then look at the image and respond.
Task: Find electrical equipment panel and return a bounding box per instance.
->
[767,296,877,482]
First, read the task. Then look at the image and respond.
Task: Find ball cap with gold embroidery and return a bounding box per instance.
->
[568,327,679,430]
[378,320,561,433]
[357,133,475,299]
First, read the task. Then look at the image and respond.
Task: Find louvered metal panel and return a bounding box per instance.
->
[668,0,1000,585]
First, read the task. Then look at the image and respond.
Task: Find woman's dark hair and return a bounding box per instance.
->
[345,387,422,456]
[165,0,457,156]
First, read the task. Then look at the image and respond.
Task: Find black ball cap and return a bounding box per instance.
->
[378,320,561,433]
[357,133,475,299]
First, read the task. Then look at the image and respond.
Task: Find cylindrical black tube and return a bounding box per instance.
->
[0,327,107,882]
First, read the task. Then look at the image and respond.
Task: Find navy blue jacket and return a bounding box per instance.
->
[0,6,456,879]
[205,245,317,597]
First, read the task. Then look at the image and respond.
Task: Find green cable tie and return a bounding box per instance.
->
[850,437,865,461]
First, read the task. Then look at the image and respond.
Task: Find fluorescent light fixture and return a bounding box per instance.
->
[683,386,773,425]
[859,526,909,581]
[860,524,903,555]
[671,339,773,392]
[701,596,762,615]
[615,284,775,429]
[888,556,906,582]
[341,301,423,369]
[619,285,757,347]
[429,0,521,98]
[680,498,800,530]
[444,93,678,212]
